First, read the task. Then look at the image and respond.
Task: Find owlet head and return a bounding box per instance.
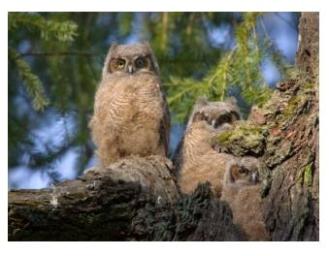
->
[225,157,259,186]
[187,96,241,130]
[102,42,160,78]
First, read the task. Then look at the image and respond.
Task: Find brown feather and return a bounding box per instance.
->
[90,43,169,167]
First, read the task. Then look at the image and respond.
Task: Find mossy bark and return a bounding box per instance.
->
[263,12,319,241]
[213,12,319,240]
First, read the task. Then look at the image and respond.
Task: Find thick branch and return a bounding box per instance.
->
[9,156,174,240]
[9,155,244,241]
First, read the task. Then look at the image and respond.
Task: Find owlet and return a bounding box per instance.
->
[89,42,170,167]
[175,97,241,196]
[221,157,270,240]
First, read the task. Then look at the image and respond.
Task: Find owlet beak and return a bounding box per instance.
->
[128,65,133,74]
[211,119,216,127]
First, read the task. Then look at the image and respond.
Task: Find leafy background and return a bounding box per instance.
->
[8,12,299,188]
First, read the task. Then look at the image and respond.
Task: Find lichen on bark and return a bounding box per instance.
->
[215,121,267,157]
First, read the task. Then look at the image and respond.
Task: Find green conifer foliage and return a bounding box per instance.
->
[8,12,294,177]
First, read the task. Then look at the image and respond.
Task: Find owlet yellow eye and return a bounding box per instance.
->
[116,59,125,69]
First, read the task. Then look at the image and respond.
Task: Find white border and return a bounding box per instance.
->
[4,0,321,12]
[1,1,328,256]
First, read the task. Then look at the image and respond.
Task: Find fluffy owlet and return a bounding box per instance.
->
[175,97,241,196]
[89,42,170,167]
[221,157,270,240]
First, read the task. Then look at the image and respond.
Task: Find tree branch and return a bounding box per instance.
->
[8,155,244,241]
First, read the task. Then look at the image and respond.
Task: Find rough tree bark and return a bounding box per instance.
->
[8,156,244,241]
[8,12,319,241]
[262,12,319,241]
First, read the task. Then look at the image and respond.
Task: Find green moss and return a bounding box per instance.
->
[296,167,305,186]
[283,96,299,118]
[273,94,309,130]
[217,130,234,145]
[218,123,264,142]
[216,122,267,156]
[239,127,265,147]
[303,83,314,90]
[303,164,313,187]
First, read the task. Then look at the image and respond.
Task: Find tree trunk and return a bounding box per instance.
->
[262,12,319,241]
[8,12,319,241]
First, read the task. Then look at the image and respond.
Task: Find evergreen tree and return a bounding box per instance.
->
[8,12,298,181]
